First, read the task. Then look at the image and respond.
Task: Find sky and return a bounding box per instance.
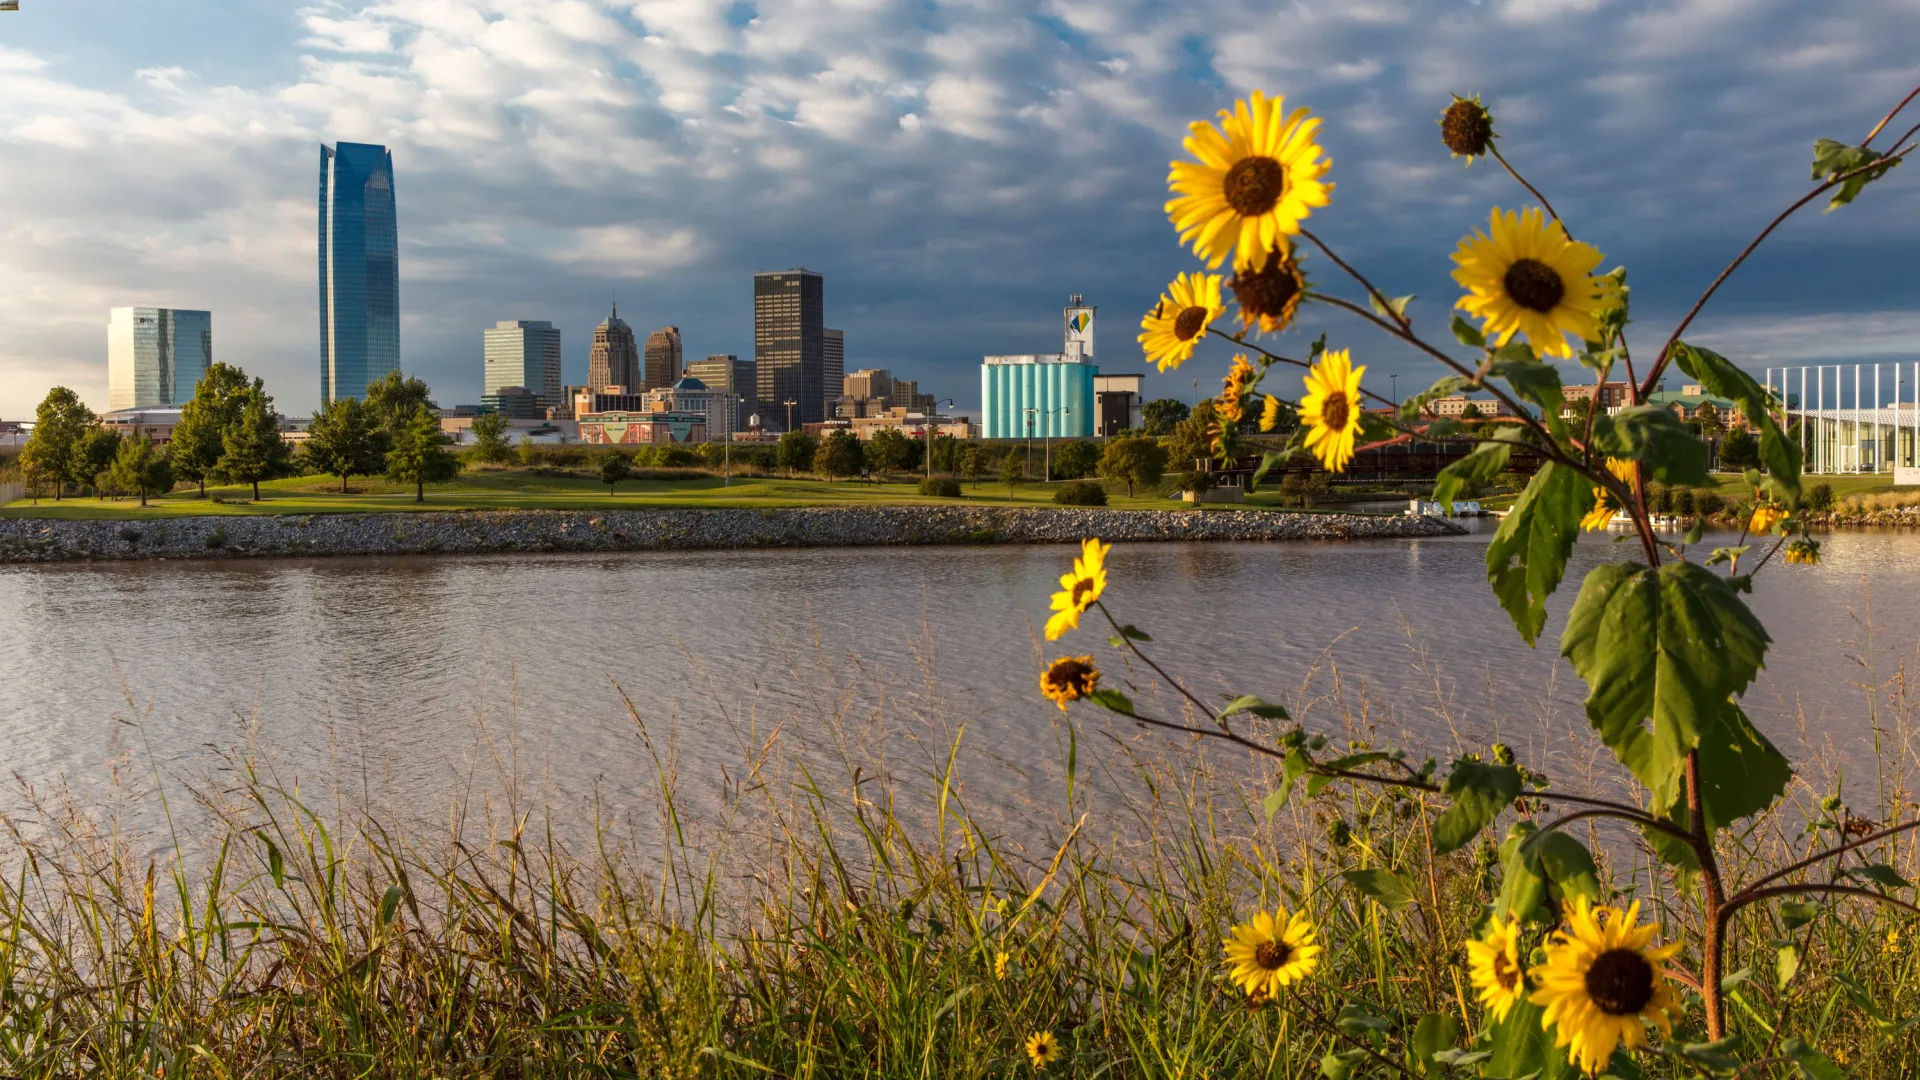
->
[1,0,1918,420]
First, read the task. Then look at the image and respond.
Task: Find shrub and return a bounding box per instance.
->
[917,476,962,498]
[1695,490,1725,516]
[1807,481,1835,511]
[1675,487,1697,515]
[656,446,697,468]
[1052,480,1108,506]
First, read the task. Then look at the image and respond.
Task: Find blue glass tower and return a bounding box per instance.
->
[319,142,400,402]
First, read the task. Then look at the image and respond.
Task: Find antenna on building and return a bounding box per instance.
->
[1070,294,1082,305]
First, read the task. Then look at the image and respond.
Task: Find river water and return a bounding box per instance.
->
[2,524,1917,850]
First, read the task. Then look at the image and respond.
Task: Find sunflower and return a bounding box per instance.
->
[1451,208,1615,360]
[1167,90,1333,271]
[1223,906,1322,997]
[1217,354,1259,426]
[1784,538,1821,566]
[1039,656,1099,710]
[1025,1030,1060,1069]
[1528,896,1684,1075]
[1581,458,1636,531]
[1439,94,1496,164]
[1749,503,1787,534]
[1044,538,1110,640]
[1300,348,1366,472]
[1466,914,1527,1021]
[1139,272,1226,372]
[1259,394,1291,432]
[1229,248,1308,334]
[995,950,1011,979]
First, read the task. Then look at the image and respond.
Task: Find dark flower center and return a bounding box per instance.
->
[1046,659,1095,696]
[1223,156,1287,217]
[1070,578,1096,606]
[1254,940,1292,970]
[1585,948,1656,1016]
[1492,952,1520,991]
[1320,391,1351,433]
[1173,305,1209,342]
[1503,258,1565,313]
[1229,250,1305,326]
[1441,99,1494,157]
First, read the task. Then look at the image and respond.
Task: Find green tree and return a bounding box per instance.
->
[930,434,962,474]
[1164,400,1216,469]
[1051,440,1100,480]
[1142,398,1190,436]
[516,434,538,467]
[301,396,383,493]
[171,363,260,497]
[107,437,174,506]
[470,411,513,465]
[999,453,1024,499]
[1719,425,1760,471]
[599,452,631,492]
[1693,400,1723,439]
[813,430,863,481]
[778,430,819,477]
[218,388,292,500]
[21,386,97,500]
[865,428,922,473]
[76,427,122,498]
[385,404,459,502]
[1100,435,1169,497]
[962,445,986,488]
[364,370,435,444]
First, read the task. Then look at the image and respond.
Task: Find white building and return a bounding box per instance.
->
[108,307,212,411]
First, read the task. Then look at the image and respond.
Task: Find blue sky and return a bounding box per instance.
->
[2,0,1917,419]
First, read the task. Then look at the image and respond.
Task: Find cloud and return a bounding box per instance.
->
[0,0,1916,418]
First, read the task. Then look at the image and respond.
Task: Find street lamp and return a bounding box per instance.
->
[783,399,798,434]
[1039,405,1071,481]
[925,398,955,479]
[1023,408,1036,478]
[723,393,744,487]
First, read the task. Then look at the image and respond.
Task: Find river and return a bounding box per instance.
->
[1,524,1916,851]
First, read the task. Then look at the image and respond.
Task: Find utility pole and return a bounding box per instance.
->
[724,394,743,487]
[926,398,954,479]
[1024,408,1036,478]
[783,399,798,435]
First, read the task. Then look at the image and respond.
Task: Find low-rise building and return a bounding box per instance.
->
[645,376,731,442]
[1428,394,1519,419]
[1093,373,1144,436]
[481,386,546,419]
[578,410,708,446]
[100,407,184,445]
[1561,381,1631,416]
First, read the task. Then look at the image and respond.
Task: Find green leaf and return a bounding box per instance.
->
[1341,867,1417,909]
[1370,292,1416,321]
[1401,375,1472,423]
[1321,750,1400,772]
[1780,901,1820,930]
[1678,1037,1743,1070]
[1682,517,1705,545]
[264,837,284,890]
[1782,1037,1846,1080]
[1262,787,1289,823]
[1217,694,1290,721]
[1776,943,1800,989]
[1087,689,1136,716]
[1412,1012,1461,1076]
[1811,137,1902,210]
[1319,1050,1366,1079]
[1433,760,1523,854]
[1671,342,1801,508]
[1645,703,1790,868]
[377,885,403,928]
[1116,624,1151,642]
[1560,561,1772,806]
[1845,863,1913,891]
[1495,822,1546,922]
[1433,436,1516,513]
[1450,314,1485,349]
[1333,1004,1393,1034]
[1487,351,1566,426]
[1487,461,1590,645]
[1534,831,1602,904]
[1265,747,1313,818]
[1589,406,1710,486]
[1481,996,1581,1080]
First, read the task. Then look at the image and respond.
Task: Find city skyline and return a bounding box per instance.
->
[3,3,1918,420]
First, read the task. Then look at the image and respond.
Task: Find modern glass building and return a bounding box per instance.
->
[482,320,562,409]
[754,269,824,430]
[981,355,1096,439]
[107,307,211,410]
[319,142,400,402]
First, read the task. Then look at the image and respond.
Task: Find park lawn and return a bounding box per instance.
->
[0,468,1196,521]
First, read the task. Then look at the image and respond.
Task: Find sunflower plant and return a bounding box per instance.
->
[1050,82,1920,1077]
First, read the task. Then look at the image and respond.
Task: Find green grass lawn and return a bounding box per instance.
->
[0,469,1210,521]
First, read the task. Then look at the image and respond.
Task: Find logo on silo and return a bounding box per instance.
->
[1068,312,1090,333]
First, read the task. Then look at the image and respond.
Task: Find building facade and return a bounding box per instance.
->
[643,325,682,391]
[980,296,1099,439]
[483,320,562,409]
[646,376,729,441]
[318,142,400,402]
[108,307,212,410]
[577,410,708,445]
[588,305,640,392]
[1093,373,1144,436]
[823,328,844,409]
[685,354,756,431]
[1428,393,1518,419]
[480,386,545,419]
[754,269,824,430]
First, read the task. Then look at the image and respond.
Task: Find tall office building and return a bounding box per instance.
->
[483,320,562,409]
[754,269,824,430]
[588,305,639,391]
[823,328,844,410]
[643,325,683,391]
[685,353,756,431]
[318,141,400,402]
[108,307,212,410]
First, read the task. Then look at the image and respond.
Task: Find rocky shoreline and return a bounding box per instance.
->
[0,506,1464,563]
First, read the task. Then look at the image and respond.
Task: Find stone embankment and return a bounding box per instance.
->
[0,506,1463,563]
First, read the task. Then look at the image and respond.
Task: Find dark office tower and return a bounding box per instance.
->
[588,304,639,391]
[822,328,844,411]
[318,142,400,403]
[644,325,682,390]
[754,269,824,430]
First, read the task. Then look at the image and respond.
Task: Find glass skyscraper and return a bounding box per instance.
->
[319,142,400,402]
[107,307,212,410]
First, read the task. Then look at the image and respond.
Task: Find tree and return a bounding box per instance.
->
[1460,402,1485,421]
[21,386,97,500]
[76,427,122,498]
[1051,440,1100,480]
[218,387,292,500]
[302,396,383,493]
[1165,400,1216,470]
[1719,425,1760,471]
[107,437,174,506]
[364,370,435,444]
[172,363,260,497]
[385,404,459,502]
[962,446,986,488]
[599,452,631,492]
[865,428,922,473]
[778,430,819,477]
[1142,398,1190,436]
[930,434,962,474]
[999,453,1024,499]
[1100,435,1169,497]
[470,411,513,465]
[813,430,863,481]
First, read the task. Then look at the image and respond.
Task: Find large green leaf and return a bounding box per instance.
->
[1560,561,1771,805]
[1479,997,1580,1079]
[1589,406,1709,486]
[1486,461,1589,646]
[1487,350,1566,435]
[1433,760,1522,854]
[1433,435,1518,513]
[1645,701,1791,868]
[1342,867,1417,909]
[1671,342,1801,507]
[1494,823,1599,923]
[1401,374,1472,424]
